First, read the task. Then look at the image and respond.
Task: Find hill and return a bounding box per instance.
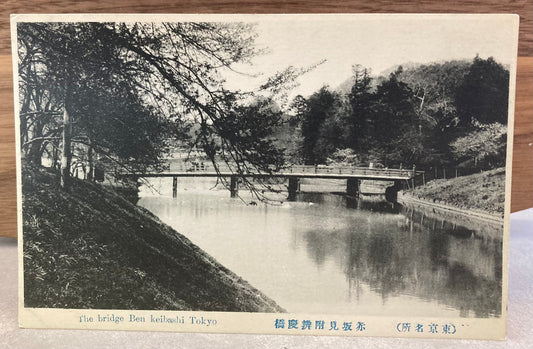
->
[22,162,283,312]
[403,167,506,217]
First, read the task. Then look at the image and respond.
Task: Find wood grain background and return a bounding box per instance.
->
[1,1,532,238]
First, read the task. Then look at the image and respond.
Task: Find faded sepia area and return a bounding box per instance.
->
[15,15,514,328]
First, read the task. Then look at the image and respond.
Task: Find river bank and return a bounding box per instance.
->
[22,163,283,312]
[397,193,503,242]
[398,192,503,225]
[401,167,505,220]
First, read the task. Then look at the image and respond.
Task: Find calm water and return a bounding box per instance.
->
[138,178,502,318]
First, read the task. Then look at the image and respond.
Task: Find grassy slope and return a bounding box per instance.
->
[406,167,506,216]
[22,163,283,312]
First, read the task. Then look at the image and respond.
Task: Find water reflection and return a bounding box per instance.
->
[300,200,502,318]
[138,187,502,318]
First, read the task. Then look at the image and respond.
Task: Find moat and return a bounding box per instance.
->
[139,177,502,318]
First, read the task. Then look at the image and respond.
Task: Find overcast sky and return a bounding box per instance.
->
[14,14,518,102]
[223,14,519,99]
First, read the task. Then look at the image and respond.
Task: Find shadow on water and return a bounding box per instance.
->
[298,193,502,318]
[295,192,401,213]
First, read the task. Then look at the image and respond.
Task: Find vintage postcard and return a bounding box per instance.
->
[12,14,518,339]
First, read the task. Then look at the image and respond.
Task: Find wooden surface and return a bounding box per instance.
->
[513,57,533,213]
[0,54,16,238]
[0,1,532,238]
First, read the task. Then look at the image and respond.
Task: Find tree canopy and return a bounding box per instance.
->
[18,21,511,195]
[293,57,509,170]
[18,21,288,196]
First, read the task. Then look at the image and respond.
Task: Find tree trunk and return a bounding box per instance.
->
[60,104,72,190]
[87,141,93,181]
[27,139,44,165]
[53,146,59,171]
[27,118,44,165]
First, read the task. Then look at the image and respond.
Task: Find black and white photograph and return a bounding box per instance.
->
[13,14,518,338]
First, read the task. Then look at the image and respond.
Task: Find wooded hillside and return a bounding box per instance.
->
[281,57,509,172]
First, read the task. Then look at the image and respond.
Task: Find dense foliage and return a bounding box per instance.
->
[17,22,287,196]
[17,20,510,193]
[290,57,509,170]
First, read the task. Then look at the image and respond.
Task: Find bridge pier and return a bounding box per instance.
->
[346,178,359,197]
[385,180,402,202]
[287,177,300,201]
[172,176,178,198]
[346,196,359,209]
[230,176,239,198]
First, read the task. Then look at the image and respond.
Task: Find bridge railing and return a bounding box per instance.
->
[166,163,422,178]
[286,165,418,178]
